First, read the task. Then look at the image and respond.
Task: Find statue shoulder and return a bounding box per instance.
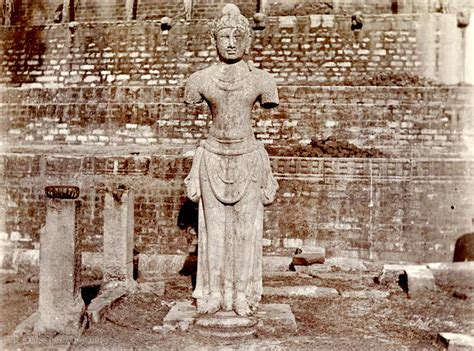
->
[188,65,217,82]
[185,66,216,104]
[251,66,276,84]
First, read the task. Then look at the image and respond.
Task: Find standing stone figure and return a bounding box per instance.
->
[184,4,279,316]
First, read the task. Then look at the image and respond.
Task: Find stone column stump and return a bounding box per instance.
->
[35,185,85,334]
[103,185,135,287]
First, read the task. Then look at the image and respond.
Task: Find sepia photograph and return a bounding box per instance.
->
[0,0,473,349]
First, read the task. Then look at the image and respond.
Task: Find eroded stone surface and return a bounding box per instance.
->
[34,198,85,335]
[162,300,198,331]
[427,262,474,290]
[256,304,297,331]
[263,286,339,298]
[292,252,325,266]
[341,290,389,299]
[404,266,437,298]
[104,187,134,285]
[438,332,474,350]
[87,287,127,324]
[161,301,297,334]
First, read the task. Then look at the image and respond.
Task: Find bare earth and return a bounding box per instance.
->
[1,269,472,350]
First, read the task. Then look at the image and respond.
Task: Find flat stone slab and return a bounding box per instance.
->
[162,300,197,331]
[256,303,297,331]
[295,264,332,274]
[87,287,127,324]
[340,290,390,299]
[427,262,474,289]
[161,302,296,334]
[438,332,474,350]
[263,286,339,298]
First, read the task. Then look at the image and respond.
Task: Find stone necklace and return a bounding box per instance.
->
[212,62,251,92]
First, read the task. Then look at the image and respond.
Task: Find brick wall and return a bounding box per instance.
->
[0,15,456,87]
[2,85,473,158]
[3,153,473,262]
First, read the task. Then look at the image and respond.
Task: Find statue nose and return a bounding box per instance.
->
[228,36,236,48]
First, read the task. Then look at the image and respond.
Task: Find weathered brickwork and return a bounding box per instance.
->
[3,153,474,262]
[1,4,473,264]
[0,15,446,87]
[2,85,472,158]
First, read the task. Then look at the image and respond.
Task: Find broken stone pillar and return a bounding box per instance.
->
[103,185,135,287]
[35,186,84,334]
[62,0,74,22]
[2,0,14,25]
[125,0,137,20]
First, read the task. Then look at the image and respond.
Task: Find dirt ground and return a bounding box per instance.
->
[1,268,472,350]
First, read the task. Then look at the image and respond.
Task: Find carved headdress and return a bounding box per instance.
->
[211,4,251,38]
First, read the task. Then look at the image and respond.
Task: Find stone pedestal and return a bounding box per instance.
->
[103,186,134,286]
[34,186,85,334]
[196,312,258,338]
[162,301,297,335]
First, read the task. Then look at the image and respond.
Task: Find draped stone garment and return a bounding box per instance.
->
[185,137,278,310]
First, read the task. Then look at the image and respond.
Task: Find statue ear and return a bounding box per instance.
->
[211,34,216,48]
[244,33,252,55]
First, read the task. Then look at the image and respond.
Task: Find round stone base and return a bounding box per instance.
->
[195,311,258,338]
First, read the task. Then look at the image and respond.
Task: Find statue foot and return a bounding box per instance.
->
[233,294,252,317]
[223,292,233,311]
[197,294,222,314]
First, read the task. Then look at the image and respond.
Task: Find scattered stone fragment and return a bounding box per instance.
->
[291,252,325,266]
[404,265,437,298]
[427,262,474,290]
[263,286,339,298]
[377,264,417,286]
[295,264,332,274]
[87,287,127,324]
[438,332,474,350]
[326,257,369,272]
[340,290,389,299]
[27,274,39,283]
[162,300,197,331]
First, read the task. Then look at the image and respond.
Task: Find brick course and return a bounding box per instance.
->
[0,16,442,87]
[3,153,473,262]
[1,85,472,158]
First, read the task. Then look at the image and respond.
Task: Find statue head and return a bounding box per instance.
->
[211,4,251,64]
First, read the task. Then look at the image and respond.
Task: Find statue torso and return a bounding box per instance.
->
[185,61,278,141]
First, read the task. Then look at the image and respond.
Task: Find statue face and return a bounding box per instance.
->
[215,27,249,64]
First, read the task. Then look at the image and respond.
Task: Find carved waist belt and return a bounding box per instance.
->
[200,134,262,156]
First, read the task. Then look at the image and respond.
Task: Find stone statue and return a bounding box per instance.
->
[184,4,279,316]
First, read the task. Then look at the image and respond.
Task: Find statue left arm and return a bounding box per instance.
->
[259,71,279,109]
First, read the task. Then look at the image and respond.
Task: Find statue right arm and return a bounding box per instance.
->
[184,72,204,104]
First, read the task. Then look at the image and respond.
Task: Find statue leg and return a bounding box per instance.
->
[232,179,261,316]
[196,176,226,314]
